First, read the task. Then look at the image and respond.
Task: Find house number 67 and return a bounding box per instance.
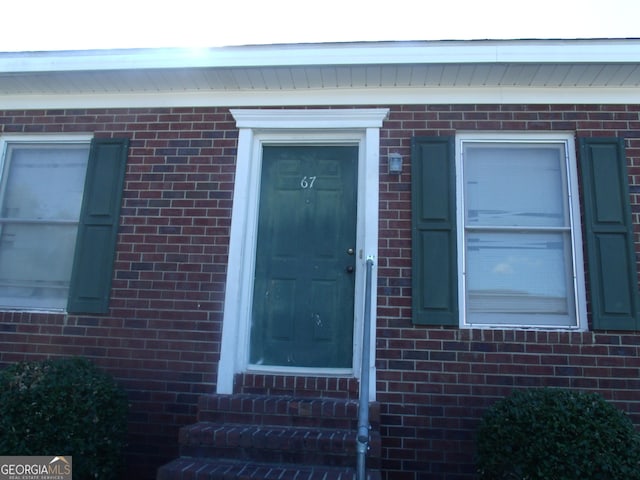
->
[300,176,317,189]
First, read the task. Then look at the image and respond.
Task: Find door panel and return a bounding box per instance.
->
[250,145,358,368]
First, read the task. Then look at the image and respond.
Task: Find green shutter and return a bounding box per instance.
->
[411,137,458,325]
[67,138,129,314]
[579,137,639,331]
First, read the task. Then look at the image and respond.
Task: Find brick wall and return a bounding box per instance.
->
[377,104,640,479]
[0,105,639,480]
[0,107,238,478]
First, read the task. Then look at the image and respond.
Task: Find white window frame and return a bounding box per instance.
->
[0,134,92,312]
[455,132,587,331]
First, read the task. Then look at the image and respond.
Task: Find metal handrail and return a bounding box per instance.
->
[357,257,375,480]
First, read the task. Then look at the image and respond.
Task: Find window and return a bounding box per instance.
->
[456,134,586,329]
[0,136,129,313]
[0,138,90,310]
[412,135,639,331]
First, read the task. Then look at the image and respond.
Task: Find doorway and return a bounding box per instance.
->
[217,108,387,399]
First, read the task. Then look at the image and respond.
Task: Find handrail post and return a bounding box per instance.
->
[357,257,375,480]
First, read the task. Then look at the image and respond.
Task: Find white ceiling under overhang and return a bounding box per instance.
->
[1,39,639,108]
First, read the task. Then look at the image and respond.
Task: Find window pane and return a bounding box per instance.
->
[464,143,567,227]
[1,144,89,221]
[0,141,89,311]
[0,223,78,310]
[465,231,576,326]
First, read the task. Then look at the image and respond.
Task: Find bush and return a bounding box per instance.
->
[477,388,640,480]
[0,357,128,479]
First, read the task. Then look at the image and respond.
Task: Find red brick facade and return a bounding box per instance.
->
[1,105,639,479]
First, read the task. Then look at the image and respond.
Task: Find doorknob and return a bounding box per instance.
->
[346,266,354,273]
[347,248,355,256]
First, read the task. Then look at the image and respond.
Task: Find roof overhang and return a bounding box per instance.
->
[1,39,639,109]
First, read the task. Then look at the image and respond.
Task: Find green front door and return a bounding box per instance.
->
[250,145,358,368]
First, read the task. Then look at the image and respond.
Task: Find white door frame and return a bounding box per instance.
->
[216,108,388,400]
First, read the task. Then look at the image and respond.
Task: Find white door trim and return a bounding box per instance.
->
[216,108,388,400]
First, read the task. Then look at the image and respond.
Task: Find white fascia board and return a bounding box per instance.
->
[492,40,640,63]
[2,86,640,110]
[1,39,639,73]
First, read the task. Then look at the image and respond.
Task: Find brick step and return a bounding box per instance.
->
[197,394,380,431]
[156,458,381,480]
[156,394,382,480]
[179,422,382,468]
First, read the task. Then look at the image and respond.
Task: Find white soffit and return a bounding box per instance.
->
[1,39,639,107]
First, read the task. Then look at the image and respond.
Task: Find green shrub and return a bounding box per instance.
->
[0,357,128,480]
[476,388,640,480]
